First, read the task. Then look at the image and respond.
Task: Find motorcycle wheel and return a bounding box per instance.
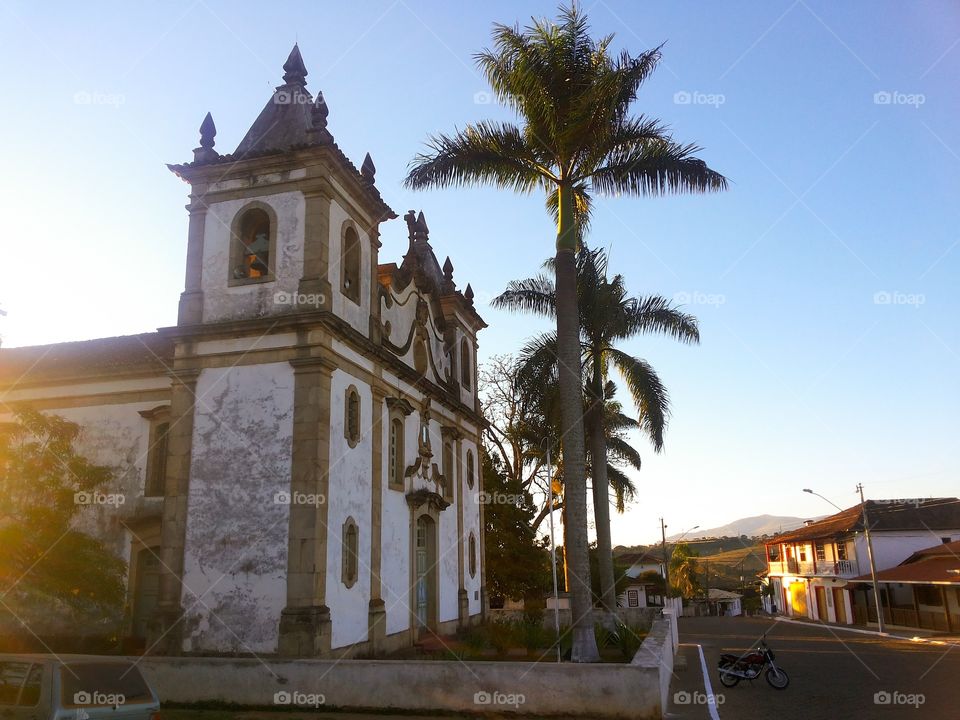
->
[766,666,789,689]
[719,668,740,688]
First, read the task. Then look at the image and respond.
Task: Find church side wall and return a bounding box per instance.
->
[326,369,373,649]
[328,199,372,337]
[460,434,482,616]
[181,362,293,654]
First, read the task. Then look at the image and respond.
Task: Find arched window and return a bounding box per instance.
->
[389,417,404,489]
[460,339,472,390]
[469,533,477,578]
[342,518,359,588]
[466,449,475,489]
[341,225,361,304]
[231,207,274,282]
[344,386,361,447]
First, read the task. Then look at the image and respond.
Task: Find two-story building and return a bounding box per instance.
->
[763,499,960,626]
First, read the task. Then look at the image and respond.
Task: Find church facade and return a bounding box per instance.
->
[0,45,486,657]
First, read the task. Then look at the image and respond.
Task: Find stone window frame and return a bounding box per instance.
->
[228,201,279,287]
[342,517,359,589]
[344,384,361,448]
[460,338,472,390]
[386,397,414,491]
[440,425,460,503]
[340,220,362,305]
[465,448,475,490]
[138,405,171,498]
[468,532,477,578]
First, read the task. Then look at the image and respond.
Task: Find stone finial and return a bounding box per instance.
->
[415,211,429,240]
[361,152,376,183]
[312,91,329,126]
[282,43,308,86]
[193,111,220,162]
[441,256,455,293]
[464,283,475,306]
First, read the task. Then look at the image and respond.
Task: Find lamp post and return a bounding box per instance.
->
[803,488,843,512]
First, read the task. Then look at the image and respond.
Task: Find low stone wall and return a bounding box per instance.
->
[138,653,664,719]
[632,614,676,716]
[488,606,658,630]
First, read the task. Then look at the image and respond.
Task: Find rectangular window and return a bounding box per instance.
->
[836,542,847,561]
[798,548,807,562]
[145,421,169,497]
[767,545,780,562]
[815,542,826,561]
[915,586,943,607]
[627,590,639,608]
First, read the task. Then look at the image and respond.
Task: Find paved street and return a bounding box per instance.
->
[668,616,960,719]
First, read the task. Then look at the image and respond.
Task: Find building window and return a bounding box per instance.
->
[139,406,171,497]
[342,518,359,588]
[836,542,847,561]
[815,542,825,561]
[798,548,807,562]
[230,205,275,283]
[915,586,943,607]
[466,449,475,489]
[468,532,477,578]
[341,225,361,304]
[627,589,640,608]
[767,545,780,562]
[460,339,472,390]
[389,417,404,489]
[344,386,361,447]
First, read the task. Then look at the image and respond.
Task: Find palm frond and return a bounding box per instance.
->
[589,140,728,197]
[621,296,700,344]
[492,276,557,317]
[608,347,669,451]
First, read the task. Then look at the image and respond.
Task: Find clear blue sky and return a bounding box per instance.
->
[1,1,957,547]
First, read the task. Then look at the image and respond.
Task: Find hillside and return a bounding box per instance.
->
[667,514,819,541]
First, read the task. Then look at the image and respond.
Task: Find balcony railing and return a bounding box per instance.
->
[767,558,860,578]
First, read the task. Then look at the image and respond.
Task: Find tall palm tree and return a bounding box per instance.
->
[405,5,725,661]
[495,247,699,622]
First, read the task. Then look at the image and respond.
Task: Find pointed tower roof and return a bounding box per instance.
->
[234,44,324,156]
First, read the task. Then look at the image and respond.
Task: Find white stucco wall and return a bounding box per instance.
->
[326,369,373,649]
[328,199,371,336]
[181,362,294,654]
[460,437,482,616]
[379,283,451,385]
[853,530,960,572]
[380,396,411,636]
[200,191,305,323]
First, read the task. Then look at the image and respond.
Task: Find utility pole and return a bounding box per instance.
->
[704,560,710,615]
[858,483,885,633]
[660,518,670,594]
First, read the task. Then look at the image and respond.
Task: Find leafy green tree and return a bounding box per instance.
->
[482,449,552,602]
[495,246,699,622]
[0,407,126,648]
[669,542,701,599]
[406,5,725,660]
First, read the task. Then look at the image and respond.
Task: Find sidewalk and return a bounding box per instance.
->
[664,644,720,720]
[773,615,960,646]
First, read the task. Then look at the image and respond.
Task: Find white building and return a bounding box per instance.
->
[0,45,486,657]
[763,499,960,625]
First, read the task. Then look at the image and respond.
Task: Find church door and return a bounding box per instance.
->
[415,516,437,632]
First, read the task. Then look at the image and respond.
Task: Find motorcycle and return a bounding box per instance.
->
[717,635,789,689]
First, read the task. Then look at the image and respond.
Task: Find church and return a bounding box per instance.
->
[0,45,487,657]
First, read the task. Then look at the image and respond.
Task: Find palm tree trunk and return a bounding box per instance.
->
[588,403,617,629]
[554,184,600,662]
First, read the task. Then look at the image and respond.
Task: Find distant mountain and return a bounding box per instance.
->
[668,514,820,541]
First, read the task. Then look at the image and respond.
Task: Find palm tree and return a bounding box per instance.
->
[495,247,699,623]
[405,5,725,661]
[669,542,701,599]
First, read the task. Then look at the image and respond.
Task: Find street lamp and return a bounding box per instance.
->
[802,487,885,634]
[803,488,843,512]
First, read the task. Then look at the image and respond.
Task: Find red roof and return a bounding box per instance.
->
[850,558,960,585]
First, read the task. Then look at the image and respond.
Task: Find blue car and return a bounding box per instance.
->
[0,656,160,720]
